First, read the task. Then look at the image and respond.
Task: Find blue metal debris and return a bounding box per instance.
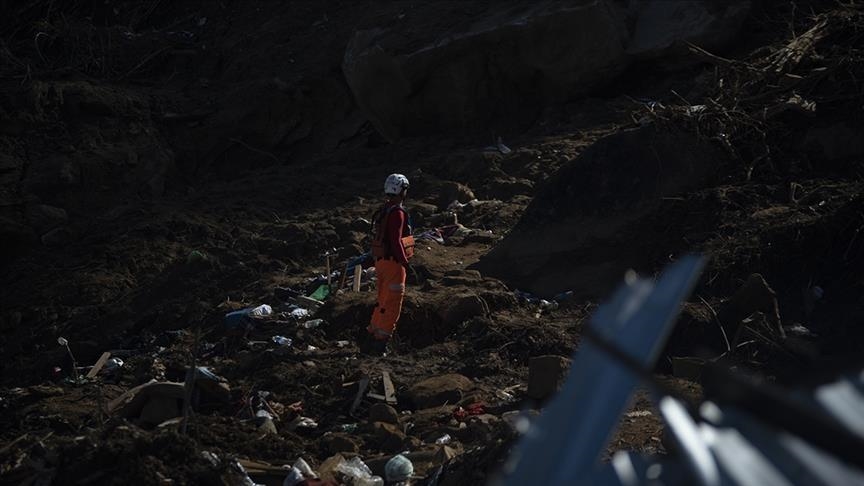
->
[502,254,864,486]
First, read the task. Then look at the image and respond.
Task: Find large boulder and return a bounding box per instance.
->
[407,374,473,410]
[343,1,629,140]
[343,0,752,139]
[473,125,730,298]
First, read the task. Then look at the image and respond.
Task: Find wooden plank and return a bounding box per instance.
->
[352,264,362,291]
[86,352,112,379]
[349,377,370,417]
[382,371,397,405]
[237,458,287,475]
[366,393,386,401]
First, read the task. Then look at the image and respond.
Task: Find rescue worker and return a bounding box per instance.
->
[363,173,414,355]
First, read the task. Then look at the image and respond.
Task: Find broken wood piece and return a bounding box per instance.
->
[349,377,370,416]
[86,352,112,379]
[352,264,362,292]
[296,296,324,309]
[382,371,397,405]
[0,433,29,456]
[237,458,289,477]
[367,393,386,401]
[337,262,350,291]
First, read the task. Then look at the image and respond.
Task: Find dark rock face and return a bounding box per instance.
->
[473,125,730,298]
[344,1,629,140]
[343,0,751,140]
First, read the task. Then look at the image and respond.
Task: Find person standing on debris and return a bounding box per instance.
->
[364,173,415,354]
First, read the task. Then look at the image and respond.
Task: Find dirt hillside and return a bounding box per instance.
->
[1,1,863,484]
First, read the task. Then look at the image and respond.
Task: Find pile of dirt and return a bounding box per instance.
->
[1,0,863,484]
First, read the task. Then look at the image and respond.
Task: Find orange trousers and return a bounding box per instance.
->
[367,258,406,341]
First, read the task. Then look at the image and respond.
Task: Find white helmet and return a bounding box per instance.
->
[384,173,410,195]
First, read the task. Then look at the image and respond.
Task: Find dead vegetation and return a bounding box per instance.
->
[634,1,864,179]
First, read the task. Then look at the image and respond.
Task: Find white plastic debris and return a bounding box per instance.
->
[250,304,273,316]
[272,336,293,346]
[283,466,304,486]
[293,458,316,478]
[295,417,318,429]
[435,434,452,445]
[290,308,310,319]
[496,136,512,154]
[256,409,273,419]
[104,357,124,372]
[201,450,221,467]
[336,457,383,486]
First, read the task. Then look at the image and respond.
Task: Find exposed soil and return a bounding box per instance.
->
[1,1,863,485]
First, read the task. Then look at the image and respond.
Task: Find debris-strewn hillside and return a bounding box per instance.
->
[1,1,862,484]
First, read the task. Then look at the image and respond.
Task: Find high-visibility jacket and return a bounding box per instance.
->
[370,202,414,264]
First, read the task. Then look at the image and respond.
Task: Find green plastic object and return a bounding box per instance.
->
[309,284,330,301]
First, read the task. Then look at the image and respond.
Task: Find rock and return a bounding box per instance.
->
[527,355,572,401]
[408,374,473,409]
[322,433,362,454]
[371,421,408,453]
[343,2,629,139]
[369,403,400,425]
[625,0,752,59]
[40,227,71,247]
[25,204,68,234]
[437,181,475,209]
[473,126,729,297]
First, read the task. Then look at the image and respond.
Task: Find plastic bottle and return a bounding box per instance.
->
[301,318,325,329]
